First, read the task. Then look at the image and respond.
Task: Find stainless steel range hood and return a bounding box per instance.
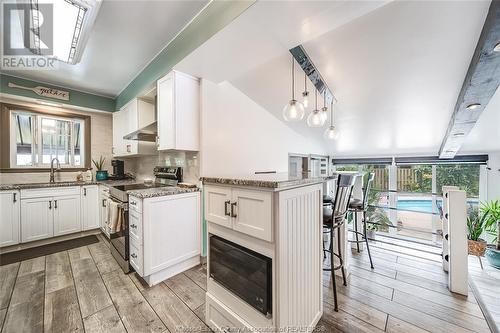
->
[123,121,157,142]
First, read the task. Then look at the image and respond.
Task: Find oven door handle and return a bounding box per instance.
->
[108,197,129,211]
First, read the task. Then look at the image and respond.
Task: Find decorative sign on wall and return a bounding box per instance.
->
[8,82,70,101]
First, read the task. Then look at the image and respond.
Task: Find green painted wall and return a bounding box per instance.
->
[0,74,116,112]
[115,0,255,110]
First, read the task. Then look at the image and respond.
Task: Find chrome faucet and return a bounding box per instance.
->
[50,158,60,183]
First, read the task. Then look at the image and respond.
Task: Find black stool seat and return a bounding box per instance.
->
[323,207,345,228]
[323,194,334,204]
[349,198,363,209]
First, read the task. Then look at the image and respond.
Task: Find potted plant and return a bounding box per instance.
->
[466,209,488,257]
[483,200,500,268]
[92,156,108,181]
[366,223,378,239]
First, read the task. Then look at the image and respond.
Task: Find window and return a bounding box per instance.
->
[396,164,432,193]
[2,104,90,170]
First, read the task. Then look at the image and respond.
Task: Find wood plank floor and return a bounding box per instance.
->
[0,234,495,333]
[468,255,500,333]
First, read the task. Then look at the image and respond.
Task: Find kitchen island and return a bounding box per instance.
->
[201,173,337,332]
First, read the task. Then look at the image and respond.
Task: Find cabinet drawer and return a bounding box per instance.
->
[206,293,250,333]
[232,189,273,242]
[21,186,80,199]
[129,209,142,244]
[204,186,232,228]
[129,196,142,213]
[129,240,143,276]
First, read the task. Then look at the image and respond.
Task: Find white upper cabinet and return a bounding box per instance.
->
[0,191,20,247]
[157,71,200,151]
[113,98,156,157]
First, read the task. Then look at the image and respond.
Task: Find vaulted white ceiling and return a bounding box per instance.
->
[1,0,208,97]
[177,0,492,157]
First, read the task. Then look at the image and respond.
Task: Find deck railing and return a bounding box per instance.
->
[348,188,478,257]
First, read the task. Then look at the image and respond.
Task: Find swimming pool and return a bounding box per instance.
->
[396,200,437,213]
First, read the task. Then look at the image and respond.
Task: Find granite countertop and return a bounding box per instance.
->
[200,172,338,189]
[127,186,200,199]
[0,179,137,191]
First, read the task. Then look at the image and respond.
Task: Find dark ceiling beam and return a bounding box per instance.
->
[290,45,336,106]
[439,0,500,159]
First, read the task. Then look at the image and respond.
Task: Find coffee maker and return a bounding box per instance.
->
[109,160,125,180]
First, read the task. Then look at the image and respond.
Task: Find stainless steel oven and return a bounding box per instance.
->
[107,194,130,273]
[209,235,272,317]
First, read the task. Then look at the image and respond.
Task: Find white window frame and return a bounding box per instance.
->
[10,111,85,168]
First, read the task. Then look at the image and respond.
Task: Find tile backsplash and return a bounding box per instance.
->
[0,151,200,185]
[123,151,199,185]
[0,171,86,184]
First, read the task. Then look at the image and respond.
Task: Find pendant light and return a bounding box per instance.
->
[302,73,309,108]
[283,55,305,122]
[324,100,338,139]
[307,89,324,127]
[320,91,328,123]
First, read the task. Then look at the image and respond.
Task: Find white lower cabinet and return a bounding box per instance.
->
[204,185,273,242]
[130,192,201,286]
[0,191,20,247]
[17,187,82,245]
[20,197,54,243]
[81,185,99,230]
[53,194,81,236]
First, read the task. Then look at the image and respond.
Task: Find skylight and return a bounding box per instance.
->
[52,0,87,63]
[27,0,101,64]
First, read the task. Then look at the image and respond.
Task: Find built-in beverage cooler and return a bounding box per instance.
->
[209,235,272,317]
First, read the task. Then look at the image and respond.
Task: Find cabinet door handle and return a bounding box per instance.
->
[230,202,237,218]
[224,200,231,216]
[84,188,87,196]
[131,253,137,259]
[13,193,17,203]
[49,200,52,210]
[102,199,106,207]
[54,200,58,209]
[131,224,137,229]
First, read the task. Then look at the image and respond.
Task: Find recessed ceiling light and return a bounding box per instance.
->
[494,42,500,52]
[466,103,481,110]
[453,132,465,137]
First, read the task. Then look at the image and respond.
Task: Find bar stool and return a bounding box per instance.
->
[323,174,356,311]
[348,172,375,269]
